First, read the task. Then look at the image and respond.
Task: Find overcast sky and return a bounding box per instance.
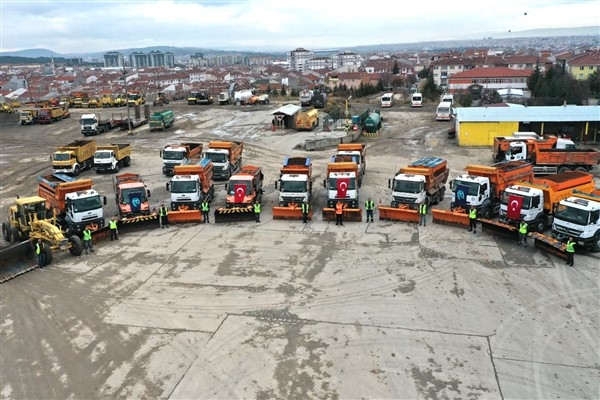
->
[1,0,598,55]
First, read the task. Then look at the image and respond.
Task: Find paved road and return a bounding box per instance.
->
[1,102,598,399]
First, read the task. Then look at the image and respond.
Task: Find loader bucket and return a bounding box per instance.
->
[322,208,363,222]
[431,208,470,228]
[378,206,419,223]
[529,232,568,261]
[479,218,519,241]
[272,206,313,221]
[214,206,256,223]
[167,210,203,224]
[0,241,37,284]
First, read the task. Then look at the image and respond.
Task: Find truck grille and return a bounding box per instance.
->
[553,225,583,236]
[282,196,304,204]
[393,196,416,204]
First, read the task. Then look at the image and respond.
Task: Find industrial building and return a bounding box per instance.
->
[453,104,600,146]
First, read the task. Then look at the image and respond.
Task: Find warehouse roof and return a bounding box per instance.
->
[455,104,600,123]
[271,104,301,116]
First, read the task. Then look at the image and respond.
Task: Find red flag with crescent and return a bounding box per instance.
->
[234,184,246,203]
[337,178,350,198]
[507,194,523,220]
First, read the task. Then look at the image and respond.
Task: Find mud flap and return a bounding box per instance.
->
[0,241,37,283]
[214,206,256,223]
[529,232,568,261]
[431,208,470,228]
[479,218,519,241]
[322,208,362,222]
[272,206,313,221]
[378,206,419,223]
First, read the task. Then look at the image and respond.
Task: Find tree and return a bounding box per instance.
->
[458,93,473,107]
[392,62,400,75]
[279,85,286,96]
[588,70,600,98]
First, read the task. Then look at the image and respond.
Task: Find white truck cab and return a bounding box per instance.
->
[552,195,600,252]
[326,171,358,208]
[499,185,548,231]
[506,138,575,161]
[390,174,426,207]
[278,174,310,206]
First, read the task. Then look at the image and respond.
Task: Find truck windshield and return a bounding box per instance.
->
[206,153,227,163]
[452,180,480,196]
[328,178,357,190]
[393,180,423,193]
[500,192,532,210]
[80,118,96,125]
[72,196,103,213]
[170,180,197,193]
[120,188,147,204]
[53,153,71,161]
[280,180,307,193]
[228,181,250,195]
[554,204,589,225]
[163,150,185,160]
[95,152,111,159]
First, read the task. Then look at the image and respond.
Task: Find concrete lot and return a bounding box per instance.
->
[1,100,598,399]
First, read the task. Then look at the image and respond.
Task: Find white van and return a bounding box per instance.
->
[441,94,454,104]
[380,92,394,108]
[411,92,423,107]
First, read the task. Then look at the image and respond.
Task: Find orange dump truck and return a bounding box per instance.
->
[322,161,362,222]
[492,134,572,162]
[204,141,243,180]
[167,158,215,211]
[113,173,151,219]
[334,143,367,185]
[499,170,595,232]
[272,157,313,220]
[215,165,264,223]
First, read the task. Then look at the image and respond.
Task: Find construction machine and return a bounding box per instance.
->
[149,110,175,131]
[187,89,213,105]
[322,162,362,222]
[379,157,449,223]
[1,196,84,282]
[215,166,264,223]
[153,92,170,106]
[166,158,215,223]
[273,157,313,220]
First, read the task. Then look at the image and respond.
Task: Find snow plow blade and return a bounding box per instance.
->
[214,206,255,223]
[431,208,470,228]
[167,210,203,224]
[322,207,363,222]
[378,206,419,223]
[272,206,313,221]
[529,232,568,261]
[0,241,37,283]
[118,213,159,233]
[479,218,519,241]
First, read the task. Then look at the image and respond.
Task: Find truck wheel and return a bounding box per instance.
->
[2,222,10,241]
[533,215,547,232]
[558,166,570,173]
[44,247,53,265]
[481,206,492,220]
[113,163,120,173]
[592,233,600,252]
[575,167,587,172]
[69,235,83,256]
[9,226,21,244]
[73,165,80,176]
[123,156,131,167]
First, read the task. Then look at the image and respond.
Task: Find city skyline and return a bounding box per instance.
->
[1,0,599,55]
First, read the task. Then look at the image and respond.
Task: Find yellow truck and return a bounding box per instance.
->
[19,108,39,125]
[52,140,97,176]
[100,94,115,108]
[296,108,319,131]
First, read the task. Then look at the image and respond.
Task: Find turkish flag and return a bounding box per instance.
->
[337,178,350,198]
[507,194,523,220]
[234,184,246,203]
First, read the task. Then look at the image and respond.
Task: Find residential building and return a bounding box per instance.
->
[447,67,532,93]
[104,52,124,68]
[288,48,313,72]
[565,50,600,80]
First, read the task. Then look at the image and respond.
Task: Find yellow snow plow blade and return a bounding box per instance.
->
[378,205,419,223]
[214,206,256,223]
[167,209,203,224]
[0,241,37,283]
[478,218,519,241]
[431,208,470,228]
[322,207,363,222]
[529,232,568,261]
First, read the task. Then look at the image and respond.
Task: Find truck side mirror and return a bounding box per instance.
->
[147,190,151,198]
[388,179,391,189]
[159,151,162,157]
[103,196,107,205]
[224,183,228,191]
[274,181,278,189]
[323,179,326,188]
[166,182,170,191]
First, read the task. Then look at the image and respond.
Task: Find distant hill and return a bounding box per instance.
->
[0,26,597,60]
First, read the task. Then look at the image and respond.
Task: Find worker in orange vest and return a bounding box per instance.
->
[335,201,344,226]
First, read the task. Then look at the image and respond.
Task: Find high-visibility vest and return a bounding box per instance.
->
[519,222,528,234]
[469,209,477,219]
[254,203,261,213]
[301,203,310,213]
[83,229,92,241]
[36,243,42,254]
[419,203,427,214]
[109,220,118,230]
[365,200,374,210]
[335,203,343,215]
[566,240,575,253]
[201,202,209,212]
[159,207,168,216]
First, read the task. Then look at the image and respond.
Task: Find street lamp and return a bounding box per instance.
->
[122,68,132,135]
